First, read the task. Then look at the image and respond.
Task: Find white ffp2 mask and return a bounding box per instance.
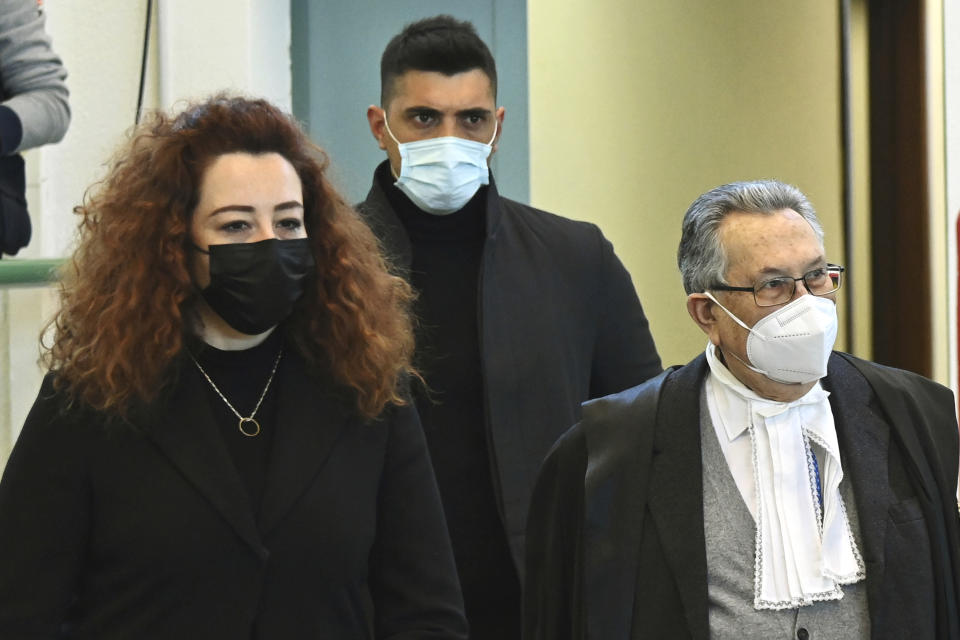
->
[383,116,496,215]
[705,292,838,384]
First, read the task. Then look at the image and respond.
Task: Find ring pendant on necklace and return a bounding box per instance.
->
[190,349,283,438]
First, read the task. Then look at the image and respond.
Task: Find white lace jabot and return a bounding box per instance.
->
[704,343,864,610]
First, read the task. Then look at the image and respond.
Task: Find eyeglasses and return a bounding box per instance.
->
[710,264,845,307]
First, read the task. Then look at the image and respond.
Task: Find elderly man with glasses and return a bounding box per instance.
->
[524,180,960,640]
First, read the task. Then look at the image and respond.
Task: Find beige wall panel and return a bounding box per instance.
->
[529,0,845,367]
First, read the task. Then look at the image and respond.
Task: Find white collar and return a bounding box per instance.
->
[705,342,865,609]
[705,343,830,439]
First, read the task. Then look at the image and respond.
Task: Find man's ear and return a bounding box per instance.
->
[491,106,505,154]
[366,105,388,150]
[687,293,721,345]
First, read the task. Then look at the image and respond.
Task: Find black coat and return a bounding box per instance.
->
[359,169,662,570]
[525,352,960,639]
[0,351,468,639]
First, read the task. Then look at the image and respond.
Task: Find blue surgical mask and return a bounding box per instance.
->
[383,116,497,215]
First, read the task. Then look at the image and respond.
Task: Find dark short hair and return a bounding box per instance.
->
[380,15,497,107]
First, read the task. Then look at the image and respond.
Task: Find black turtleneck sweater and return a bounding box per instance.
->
[187,329,284,515]
[377,163,521,638]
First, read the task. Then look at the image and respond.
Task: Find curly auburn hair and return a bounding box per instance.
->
[45,95,416,420]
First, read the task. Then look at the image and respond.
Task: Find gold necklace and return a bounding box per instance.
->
[190,349,283,437]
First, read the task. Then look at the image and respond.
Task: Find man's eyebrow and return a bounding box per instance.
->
[403,106,442,118]
[401,106,492,119]
[755,257,827,277]
[456,107,493,118]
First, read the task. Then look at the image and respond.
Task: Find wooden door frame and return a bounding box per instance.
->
[867,0,932,377]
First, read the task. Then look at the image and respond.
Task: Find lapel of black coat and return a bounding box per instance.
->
[821,353,893,608]
[358,161,504,271]
[357,161,413,272]
[582,370,669,639]
[831,352,960,638]
[257,352,356,537]
[142,352,354,555]
[643,353,890,639]
[645,354,710,640]
[142,368,265,556]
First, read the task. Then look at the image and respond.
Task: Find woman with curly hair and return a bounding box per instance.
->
[0,95,468,639]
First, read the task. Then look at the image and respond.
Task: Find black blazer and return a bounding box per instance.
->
[0,351,468,639]
[359,165,662,571]
[525,352,960,639]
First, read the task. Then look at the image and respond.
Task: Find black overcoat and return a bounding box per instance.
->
[0,351,468,639]
[525,352,960,639]
[359,167,662,571]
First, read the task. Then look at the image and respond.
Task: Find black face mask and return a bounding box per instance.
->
[193,238,314,335]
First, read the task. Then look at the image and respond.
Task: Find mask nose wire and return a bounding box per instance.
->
[383,108,499,147]
[382,107,498,181]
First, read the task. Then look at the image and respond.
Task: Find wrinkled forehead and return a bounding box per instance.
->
[718,209,825,279]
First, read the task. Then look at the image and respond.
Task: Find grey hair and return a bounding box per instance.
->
[676,180,824,294]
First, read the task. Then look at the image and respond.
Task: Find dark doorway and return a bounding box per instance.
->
[868,0,931,377]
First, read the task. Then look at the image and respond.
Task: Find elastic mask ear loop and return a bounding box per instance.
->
[381,111,404,180]
[703,291,758,335]
[190,243,210,255]
[485,121,498,145]
[703,291,769,377]
[382,110,402,148]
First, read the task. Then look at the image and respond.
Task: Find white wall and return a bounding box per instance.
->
[1,0,292,470]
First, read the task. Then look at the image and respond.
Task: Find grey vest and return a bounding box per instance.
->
[700,388,870,639]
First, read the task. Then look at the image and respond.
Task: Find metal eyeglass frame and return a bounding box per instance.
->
[709,264,845,307]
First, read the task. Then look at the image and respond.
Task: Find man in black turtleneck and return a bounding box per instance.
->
[358,15,662,639]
